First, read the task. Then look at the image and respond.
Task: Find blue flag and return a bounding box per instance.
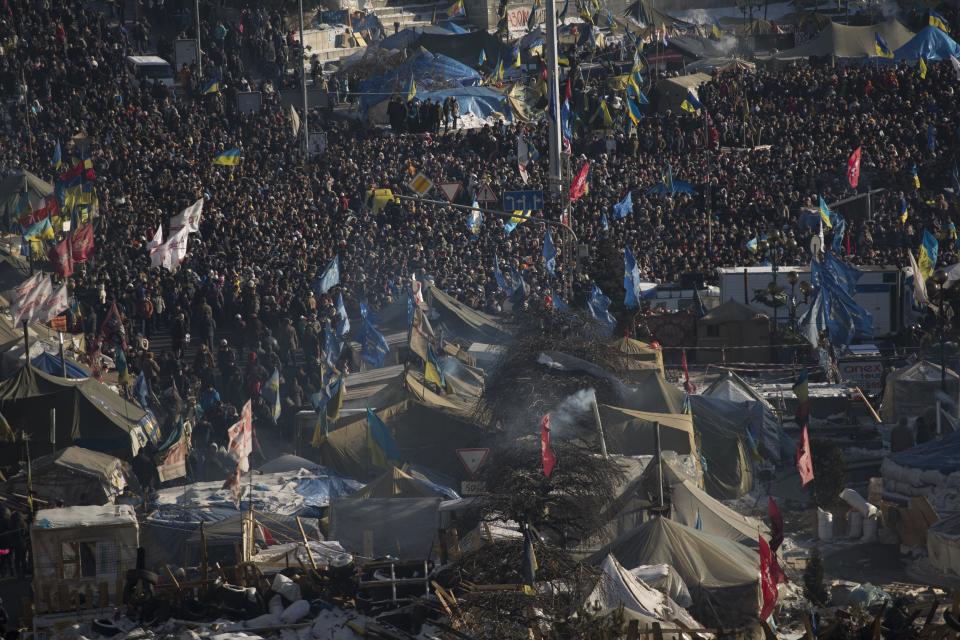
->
[132,371,150,411]
[336,292,350,338]
[510,268,527,303]
[360,317,390,368]
[493,255,509,293]
[367,408,401,469]
[612,190,633,219]
[830,211,846,254]
[624,247,642,309]
[315,254,340,295]
[600,213,610,231]
[587,284,616,332]
[542,229,557,277]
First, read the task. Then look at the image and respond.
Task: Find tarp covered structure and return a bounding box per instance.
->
[329,497,440,559]
[5,446,135,506]
[358,50,481,108]
[642,454,766,546]
[417,30,512,69]
[773,19,914,60]
[611,337,664,376]
[890,427,960,474]
[600,405,697,458]
[427,285,512,343]
[700,372,789,464]
[880,360,960,422]
[689,395,755,499]
[894,26,960,61]
[927,512,960,577]
[622,0,693,30]
[350,466,455,499]
[0,366,150,463]
[623,370,685,414]
[652,73,711,114]
[29,351,89,379]
[379,23,472,51]
[367,86,511,126]
[589,517,760,628]
[0,169,53,228]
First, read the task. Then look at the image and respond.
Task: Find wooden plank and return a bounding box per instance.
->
[296,516,318,570]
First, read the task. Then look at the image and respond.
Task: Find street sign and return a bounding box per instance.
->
[503,190,544,212]
[456,447,490,476]
[476,184,497,203]
[439,182,462,203]
[461,480,487,496]
[408,172,433,197]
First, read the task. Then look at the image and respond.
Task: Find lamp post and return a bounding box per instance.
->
[787,270,799,329]
[755,230,798,331]
[933,268,950,393]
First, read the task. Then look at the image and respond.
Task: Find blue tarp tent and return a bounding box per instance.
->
[367,86,512,125]
[895,26,960,61]
[359,51,481,108]
[891,427,960,474]
[379,23,470,50]
[31,351,89,379]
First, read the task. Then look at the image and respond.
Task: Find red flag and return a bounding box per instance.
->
[19,196,59,227]
[258,523,278,546]
[846,147,861,189]
[759,535,779,620]
[569,161,590,202]
[564,76,572,102]
[796,425,814,487]
[681,349,696,394]
[48,237,74,278]
[768,496,784,553]
[227,400,254,470]
[540,413,556,478]
[99,301,126,349]
[71,222,95,262]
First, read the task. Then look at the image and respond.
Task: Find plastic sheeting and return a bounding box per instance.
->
[367,86,512,127]
[891,428,960,474]
[359,51,481,108]
[30,351,89,379]
[629,564,693,608]
[894,26,960,61]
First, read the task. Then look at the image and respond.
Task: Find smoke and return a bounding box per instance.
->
[548,388,598,439]
[877,1,898,18]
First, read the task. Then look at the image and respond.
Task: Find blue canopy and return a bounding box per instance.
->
[895,26,960,61]
[369,86,511,124]
[359,51,481,108]
[31,351,89,379]
[892,427,960,474]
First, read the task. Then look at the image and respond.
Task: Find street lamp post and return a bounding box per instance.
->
[933,268,950,392]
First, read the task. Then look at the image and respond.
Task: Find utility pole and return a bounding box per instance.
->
[194,0,202,75]
[299,0,310,162]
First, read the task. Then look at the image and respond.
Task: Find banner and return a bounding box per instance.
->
[227,400,253,470]
[37,283,69,323]
[170,197,204,234]
[846,147,861,189]
[48,237,74,278]
[71,223,94,262]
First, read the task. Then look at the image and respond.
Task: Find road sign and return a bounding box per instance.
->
[476,184,497,203]
[439,181,462,203]
[461,480,487,496]
[503,190,544,212]
[457,447,490,476]
[408,172,433,197]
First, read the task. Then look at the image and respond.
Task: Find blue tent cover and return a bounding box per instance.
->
[891,427,960,474]
[895,26,960,61]
[31,351,89,379]
[359,50,481,108]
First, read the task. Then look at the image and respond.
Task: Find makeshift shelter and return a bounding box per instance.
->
[600,405,697,458]
[5,446,135,506]
[773,19,914,60]
[701,372,788,464]
[329,497,440,559]
[350,466,454,499]
[623,0,693,30]
[629,564,693,608]
[367,86,511,127]
[0,366,152,464]
[697,300,770,364]
[928,512,960,577]
[584,554,701,633]
[689,395,755,499]
[642,454,766,546]
[427,285,512,343]
[894,26,960,61]
[0,169,54,228]
[611,337,665,376]
[652,73,710,114]
[358,50,481,108]
[880,360,960,422]
[28,351,89,379]
[623,370,685,414]
[418,30,512,68]
[589,517,760,628]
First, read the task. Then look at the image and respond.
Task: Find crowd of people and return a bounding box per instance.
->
[1,0,959,471]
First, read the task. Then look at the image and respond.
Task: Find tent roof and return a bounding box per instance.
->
[258,454,324,474]
[890,359,959,383]
[895,25,960,61]
[622,0,693,30]
[33,504,137,530]
[30,351,89,379]
[702,370,775,411]
[611,337,659,357]
[667,35,731,59]
[890,426,960,474]
[427,285,511,343]
[350,466,451,499]
[585,554,699,627]
[36,446,123,479]
[589,516,758,589]
[773,19,914,59]
[0,169,54,226]
[701,299,765,324]
[418,29,512,68]
[358,49,481,108]
[600,405,697,458]
[623,370,685,414]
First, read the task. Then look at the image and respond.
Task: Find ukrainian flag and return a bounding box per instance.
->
[202,77,220,94]
[875,33,893,58]
[680,90,702,113]
[918,229,939,281]
[912,163,921,189]
[598,99,613,127]
[407,74,416,101]
[213,148,242,166]
[425,345,453,394]
[899,197,909,223]
[51,140,62,170]
[503,210,531,234]
[919,56,928,79]
[626,94,643,125]
[367,408,401,469]
[818,196,833,228]
[711,19,722,39]
[493,58,504,82]
[23,216,54,241]
[930,10,950,33]
[513,46,522,68]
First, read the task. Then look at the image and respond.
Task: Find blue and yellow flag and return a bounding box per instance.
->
[711,18,723,39]
[899,197,909,223]
[626,94,643,125]
[51,140,62,171]
[912,163,921,189]
[918,229,938,281]
[513,46,522,68]
[818,196,833,228]
[930,10,950,33]
[503,210,531,234]
[918,56,928,79]
[213,148,242,166]
[425,344,453,394]
[680,90,702,113]
[407,74,417,101]
[367,408,401,469]
[202,77,221,94]
[493,58,504,82]
[592,99,614,127]
[875,33,893,58]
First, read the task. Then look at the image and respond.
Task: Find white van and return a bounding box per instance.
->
[125,55,175,88]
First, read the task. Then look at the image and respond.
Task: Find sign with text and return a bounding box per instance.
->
[838,359,884,394]
[503,189,544,212]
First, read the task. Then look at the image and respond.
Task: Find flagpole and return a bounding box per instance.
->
[194,0,202,76]
[299,0,310,163]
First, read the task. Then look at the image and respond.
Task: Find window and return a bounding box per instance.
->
[61,541,98,579]
[96,541,119,577]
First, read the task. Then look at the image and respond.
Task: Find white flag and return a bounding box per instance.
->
[38,283,69,323]
[951,55,960,81]
[12,274,53,326]
[149,242,168,269]
[908,250,929,307]
[163,226,190,271]
[147,224,163,251]
[170,197,204,234]
[518,137,530,184]
[289,105,302,138]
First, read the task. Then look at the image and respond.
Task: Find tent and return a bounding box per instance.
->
[29,352,89,379]
[4,446,135,506]
[379,24,469,50]
[589,517,760,628]
[701,373,789,464]
[622,0,692,30]
[417,30,512,69]
[358,50,481,108]
[629,564,693,608]
[584,554,701,633]
[773,19,915,60]
[611,337,664,376]
[927,512,960,577]
[689,395,755,499]
[427,285,512,343]
[623,370,685,414]
[0,169,54,228]
[652,73,711,114]
[894,26,960,61]
[0,366,151,463]
[889,427,960,475]
[367,86,511,127]
[350,466,455,499]
[600,405,697,458]
[880,360,960,422]
[642,454,767,546]
[329,497,440,559]
[697,300,770,364]
[685,57,756,74]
